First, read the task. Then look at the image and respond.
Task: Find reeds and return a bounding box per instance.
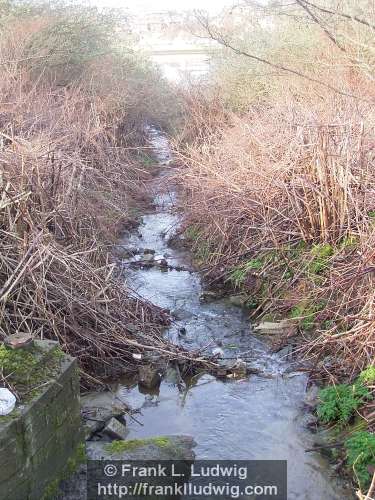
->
[175,75,375,378]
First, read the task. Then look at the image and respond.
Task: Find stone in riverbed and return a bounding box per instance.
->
[138,365,161,389]
[254,320,297,340]
[59,437,196,500]
[86,436,196,500]
[102,417,130,440]
[86,435,196,461]
[227,295,247,307]
[142,253,155,268]
[159,258,168,268]
[81,391,129,439]
[143,253,155,262]
[229,359,247,377]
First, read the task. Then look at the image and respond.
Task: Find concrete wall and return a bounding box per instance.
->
[0,341,82,500]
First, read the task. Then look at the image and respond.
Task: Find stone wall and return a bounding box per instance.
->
[0,340,82,500]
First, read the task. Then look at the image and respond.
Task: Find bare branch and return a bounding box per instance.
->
[194,13,369,102]
[301,0,375,31]
[295,0,346,52]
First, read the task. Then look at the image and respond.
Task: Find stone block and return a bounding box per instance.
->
[0,340,82,500]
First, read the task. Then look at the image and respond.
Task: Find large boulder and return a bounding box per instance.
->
[59,436,196,500]
[86,435,195,461]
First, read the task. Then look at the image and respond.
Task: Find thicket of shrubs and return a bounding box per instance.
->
[175,3,375,493]
[176,0,375,380]
[0,0,181,386]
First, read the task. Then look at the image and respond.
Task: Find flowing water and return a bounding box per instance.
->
[115,128,352,500]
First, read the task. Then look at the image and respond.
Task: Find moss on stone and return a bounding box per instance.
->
[0,343,65,407]
[105,436,172,454]
[41,442,86,500]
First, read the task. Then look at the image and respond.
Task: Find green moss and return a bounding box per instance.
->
[42,442,86,500]
[105,437,171,454]
[149,437,171,447]
[368,210,375,219]
[340,235,358,250]
[0,344,64,404]
[288,301,325,330]
[0,344,40,378]
[42,478,60,500]
[311,243,334,259]
[345,431,375,490]
[65,442,86,475]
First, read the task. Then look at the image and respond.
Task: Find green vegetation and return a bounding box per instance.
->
[138,152,155,168]
[229,258,263,288]
[308,244,334,275]
[105,437,171,454]
[358,366,375,384]
[345,431,375,490]
[184,225,201,242]
[0,344,64,402]
[288,301,325,331]
[340,235,358,250]
[317,383,371,427]
[317,369,375,489]
[42,442,86,499]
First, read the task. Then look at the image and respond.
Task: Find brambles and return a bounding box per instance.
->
[0,1,187,387]
[175,1,375,378]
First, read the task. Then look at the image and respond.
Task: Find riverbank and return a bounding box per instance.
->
[170,6,375,494]
[173,112,375,496]
[172,88,375,500]
[0,2,187,389]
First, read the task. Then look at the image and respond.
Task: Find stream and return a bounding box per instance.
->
[115,128,352,500]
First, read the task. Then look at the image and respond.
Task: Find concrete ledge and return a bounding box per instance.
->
[0,340,82,500]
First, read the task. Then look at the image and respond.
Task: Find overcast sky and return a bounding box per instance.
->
[94,0,235,14]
